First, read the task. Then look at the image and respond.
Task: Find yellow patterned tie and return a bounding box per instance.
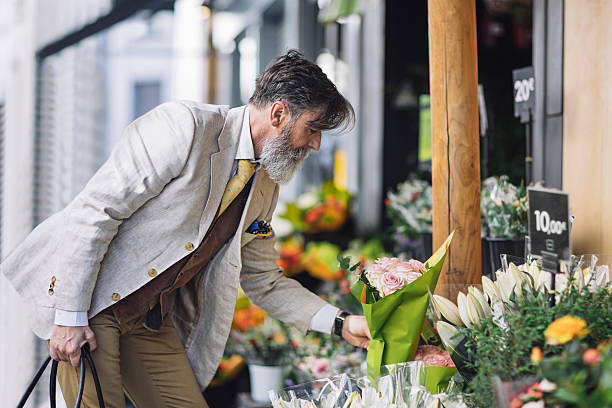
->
[218,159,256,215]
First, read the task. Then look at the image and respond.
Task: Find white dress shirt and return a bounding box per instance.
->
[56,106,339,334]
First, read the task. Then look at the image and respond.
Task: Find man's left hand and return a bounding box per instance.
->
[342,315,371,349]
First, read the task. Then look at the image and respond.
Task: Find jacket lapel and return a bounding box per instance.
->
[197,106,246,241]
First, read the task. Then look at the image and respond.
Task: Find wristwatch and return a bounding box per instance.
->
[333,311,349,337]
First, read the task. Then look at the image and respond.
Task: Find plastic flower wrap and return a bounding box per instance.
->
[269,363,469,408]
[481,176,528,239]
[385,178,433,238]
[350,231,455,381]
[269,374,357,408]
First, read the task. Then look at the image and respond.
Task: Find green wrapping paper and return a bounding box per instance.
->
[424,366,457,394]
[351,232,455,382]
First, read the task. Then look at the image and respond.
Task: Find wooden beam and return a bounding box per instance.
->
[428,0,481,299]
[563,0,612,256]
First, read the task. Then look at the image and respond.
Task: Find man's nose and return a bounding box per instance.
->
[308,132,321,151]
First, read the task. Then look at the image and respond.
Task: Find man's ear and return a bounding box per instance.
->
[270,101,288,128]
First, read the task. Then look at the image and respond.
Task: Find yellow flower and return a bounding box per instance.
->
[530,346,543,363]
[545,315,590,345]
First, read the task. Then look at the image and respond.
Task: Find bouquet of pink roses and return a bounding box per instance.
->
[361,257,426,300]
[349,232,455,382]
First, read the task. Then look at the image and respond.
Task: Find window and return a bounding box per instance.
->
[133,81,161,120]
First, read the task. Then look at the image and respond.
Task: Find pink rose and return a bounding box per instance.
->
[396,259,425,274]
[399,271,422,285]
[365,263,387,289]
[379,271,407,297]
[414,345,455,367]
[375,257,399,270]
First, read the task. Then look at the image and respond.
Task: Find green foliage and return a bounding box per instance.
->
[461,283,612,407]
[554,284,612,346]
[481,176,528,239]
[385,178,433,238]
[226,317,294,366]
[539,342,612,408]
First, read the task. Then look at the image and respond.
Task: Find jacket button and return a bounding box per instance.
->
[48,289,54,295]
[185,242,195,251]
[51,276,56,283]
[148,268,157,277]
[111,293,121,302]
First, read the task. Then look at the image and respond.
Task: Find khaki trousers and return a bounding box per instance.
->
[55,309,208,408]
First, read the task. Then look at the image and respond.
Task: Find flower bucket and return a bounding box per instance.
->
[484,237,525,277]
[248,364,284,403]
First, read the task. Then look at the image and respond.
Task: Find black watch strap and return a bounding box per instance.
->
[333,311,349,337]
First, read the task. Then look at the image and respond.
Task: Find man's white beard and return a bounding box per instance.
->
[260,125,310,184]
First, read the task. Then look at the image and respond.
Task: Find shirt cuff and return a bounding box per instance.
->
[309,304,340,334]
[54,310,89,326]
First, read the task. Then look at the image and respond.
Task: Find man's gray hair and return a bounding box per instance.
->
[250,50,355,133]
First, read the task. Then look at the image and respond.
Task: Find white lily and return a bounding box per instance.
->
[436,321,462,350]
[432,294,464,327]
[509,262,526,299]
[456,292,473,329]
[466,293,483,326]
[469,286,491,316]
[482,275,501,304]
[496,270,516,304]
[528,260,542,289]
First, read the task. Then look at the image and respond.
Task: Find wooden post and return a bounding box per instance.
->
[428,0,481,299]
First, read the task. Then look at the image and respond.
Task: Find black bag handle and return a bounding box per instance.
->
[17,343,105,408]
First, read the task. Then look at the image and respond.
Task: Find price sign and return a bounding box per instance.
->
[528,187,571,262]
[513,66,535,120]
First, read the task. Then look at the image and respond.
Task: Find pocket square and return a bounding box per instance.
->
[246,220,273,237]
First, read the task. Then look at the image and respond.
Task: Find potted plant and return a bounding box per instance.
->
[481,175,528,276]
[227,294,295,402]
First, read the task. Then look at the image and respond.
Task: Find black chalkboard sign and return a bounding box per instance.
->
[513,66,535,119]
[528,187,571,262]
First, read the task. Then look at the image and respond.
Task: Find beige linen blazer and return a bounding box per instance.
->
[1,101,327,389]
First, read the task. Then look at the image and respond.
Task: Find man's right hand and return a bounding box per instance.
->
[49,325,97,367]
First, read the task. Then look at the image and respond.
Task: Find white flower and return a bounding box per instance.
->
[432,295,464,327]
[539,378,557,392]
[436,321,461,350]
[468,286,491,316]
[456,292,473,329]
[482,275,501,304]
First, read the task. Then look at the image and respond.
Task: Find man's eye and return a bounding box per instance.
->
[309,128,317,134]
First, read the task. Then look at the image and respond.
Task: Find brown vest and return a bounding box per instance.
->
[111,177,254,327]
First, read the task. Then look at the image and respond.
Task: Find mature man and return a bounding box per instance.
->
[2,50,369,407]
